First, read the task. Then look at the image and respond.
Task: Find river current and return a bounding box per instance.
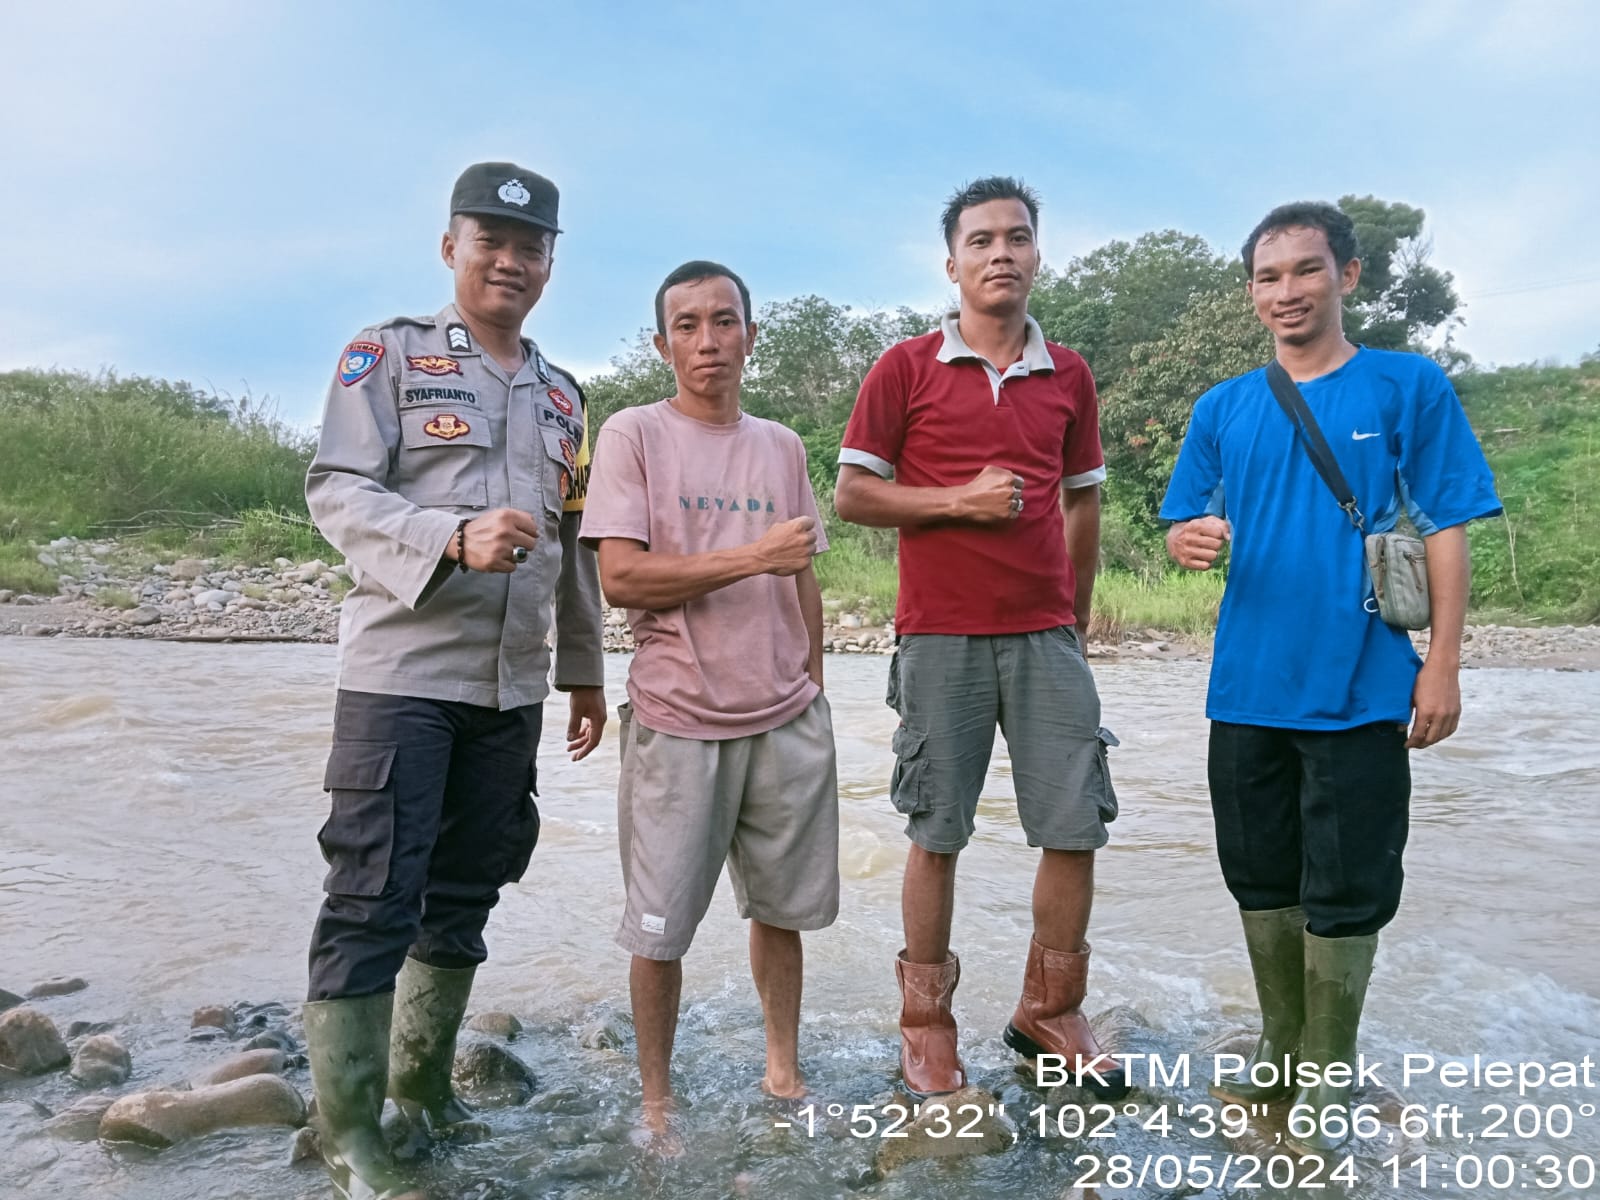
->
[2,640,1596,1198]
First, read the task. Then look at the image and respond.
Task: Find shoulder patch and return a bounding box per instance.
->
[338,340,384,387]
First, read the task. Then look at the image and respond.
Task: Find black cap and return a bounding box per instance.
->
[450,162,561,234]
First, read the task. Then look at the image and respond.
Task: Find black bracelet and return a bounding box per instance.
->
[455,519,469,573]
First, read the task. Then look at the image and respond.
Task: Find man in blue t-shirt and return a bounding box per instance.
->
[1161,201,1500,1155]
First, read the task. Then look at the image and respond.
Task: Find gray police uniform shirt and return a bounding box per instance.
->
[306,303,604,710]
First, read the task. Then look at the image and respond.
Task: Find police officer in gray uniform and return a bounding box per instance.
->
[302,162,605,1200]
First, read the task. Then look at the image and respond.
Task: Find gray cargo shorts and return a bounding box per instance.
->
[887,626,1118,853]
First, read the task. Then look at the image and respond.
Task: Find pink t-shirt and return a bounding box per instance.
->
[579,400,827,740]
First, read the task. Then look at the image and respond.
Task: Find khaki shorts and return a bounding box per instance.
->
[888,626,1118,853]
[615,693,840,960]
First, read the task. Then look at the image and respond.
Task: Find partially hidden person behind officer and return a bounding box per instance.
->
[835,177,1128,1102]
[301,162,606,1199]
[1161,201,1501,1155]
[580,261,839,1143]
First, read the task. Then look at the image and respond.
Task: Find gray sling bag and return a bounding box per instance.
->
[1264,360,1431,630]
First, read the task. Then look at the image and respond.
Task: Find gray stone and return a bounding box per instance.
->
[13,594,41,605]
[124,606,161,627]
[452,1041,538,1106]
[190,1048,286,1088]
[170,558,207,580]
[0,1006,71,1074]
[244,1028,300,1054]
[465,1011,522,1039]
[21,624,57,637]
[194,589,233,607]
[290,559,329,583]
[287,1124,321,1164]
[70,1034,132,1087]
[66,1020,113,1038]
[872,1085,1015,1175]
[0,589,14,603]
[190,1005,237,1034]
[44,1095,117,1141]
[0,986,22,1012]
[577,1009,631,1051]
[37,551,59,567]
[99,1074,307,1147]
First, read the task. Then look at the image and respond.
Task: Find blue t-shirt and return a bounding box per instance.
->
[1160,347,1502,730]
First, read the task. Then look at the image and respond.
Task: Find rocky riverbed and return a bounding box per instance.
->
[5,535,1600,668]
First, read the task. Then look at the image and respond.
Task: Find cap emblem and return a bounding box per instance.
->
[497,179,531,206]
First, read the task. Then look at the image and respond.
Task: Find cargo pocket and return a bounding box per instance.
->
[889,724,931,817]
[318,741,398,897]
[1093,727,1120,824]
[498,767,541,885]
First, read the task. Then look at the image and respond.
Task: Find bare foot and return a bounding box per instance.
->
[760,1071,807,1100]
[629,1099,686,1158]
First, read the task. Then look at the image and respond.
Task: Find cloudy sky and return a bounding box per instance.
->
[3,0,1596,426]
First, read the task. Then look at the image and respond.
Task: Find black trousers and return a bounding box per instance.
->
[1208,721,1410,939]
[307,690,542,1001]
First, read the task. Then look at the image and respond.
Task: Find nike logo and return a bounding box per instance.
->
[1352,431,1381,440]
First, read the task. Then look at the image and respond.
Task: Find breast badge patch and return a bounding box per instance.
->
[547,387,574,415]
[338,341,384,387]
[559,437,577,471]
[406,355,462,376]
[424,413,471,440]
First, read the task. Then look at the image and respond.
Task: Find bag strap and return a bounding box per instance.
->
[1264,360,1366,532]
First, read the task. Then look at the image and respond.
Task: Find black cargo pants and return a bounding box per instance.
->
[307,689,542,1001]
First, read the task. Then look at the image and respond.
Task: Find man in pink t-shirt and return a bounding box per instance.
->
[579,261,838,1138]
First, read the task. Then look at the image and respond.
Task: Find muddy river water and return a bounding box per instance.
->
[2,640,1597,1198]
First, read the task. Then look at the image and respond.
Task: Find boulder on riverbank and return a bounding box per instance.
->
[99,1074,307,1147]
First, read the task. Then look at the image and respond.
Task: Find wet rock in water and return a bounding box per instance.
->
[452,1041,538,1107]
[66,1020,115,1038]
[44,1095,118,1141]
[577,1008,632,1050]
[190,1004,238,1034]
[245,1027,300,1054]
[27,976,88,999]
[287,1123,322,1164]
[191,1047,287,1088]
[0,1006,72,1074]
[466,1011,522,1039]
[0,987,22,1013]
[69,1034,132,1087]
[99,1074,307,1147]
[872,1085,1016,1175]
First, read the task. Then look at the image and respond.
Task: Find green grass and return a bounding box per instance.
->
[220,507,336,567]
[0,369,313,541]
[1092,568,1225,641]
[93,587,138,610]
[814,537,899,624]
[1458,359,1600,622]
[0,541,58,595]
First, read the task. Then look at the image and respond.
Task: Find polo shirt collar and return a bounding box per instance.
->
[935,311,1054,374]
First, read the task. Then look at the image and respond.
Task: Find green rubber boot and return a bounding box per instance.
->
[388,957,482,1141]
[1284,931,1378,1155]
[303,993,424,1200]
[1210,905,1306,1105]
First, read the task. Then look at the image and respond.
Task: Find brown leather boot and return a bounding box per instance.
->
[1003,937,1129,1100]
[896,950,966,1098]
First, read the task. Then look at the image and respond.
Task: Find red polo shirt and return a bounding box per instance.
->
[839,314,1105,635]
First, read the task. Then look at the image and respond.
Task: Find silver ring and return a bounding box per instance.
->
[511,546,528,564]
[1010,496,1024,513]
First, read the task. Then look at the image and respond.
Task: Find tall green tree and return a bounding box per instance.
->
[1030,230,1237,390]
[1336,194,1460,350]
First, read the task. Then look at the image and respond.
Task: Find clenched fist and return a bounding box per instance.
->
[452,508,539,573]
[956,465,1025,524]
[753,516,818,577]
[1166,516,1231,571]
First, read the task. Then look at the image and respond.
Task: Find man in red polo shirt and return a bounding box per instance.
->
[835,177,1125,1101]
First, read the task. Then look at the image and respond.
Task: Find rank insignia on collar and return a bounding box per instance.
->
[424,413,471,440]
[407,355,463,376]
[338,341,384,387]
[534,351,550,383]
[446,323,471,353]
[547,387,574,415]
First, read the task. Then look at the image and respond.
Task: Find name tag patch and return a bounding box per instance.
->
[403,386,478,406]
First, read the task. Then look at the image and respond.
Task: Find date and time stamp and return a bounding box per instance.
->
[770,1052,1599,1192]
